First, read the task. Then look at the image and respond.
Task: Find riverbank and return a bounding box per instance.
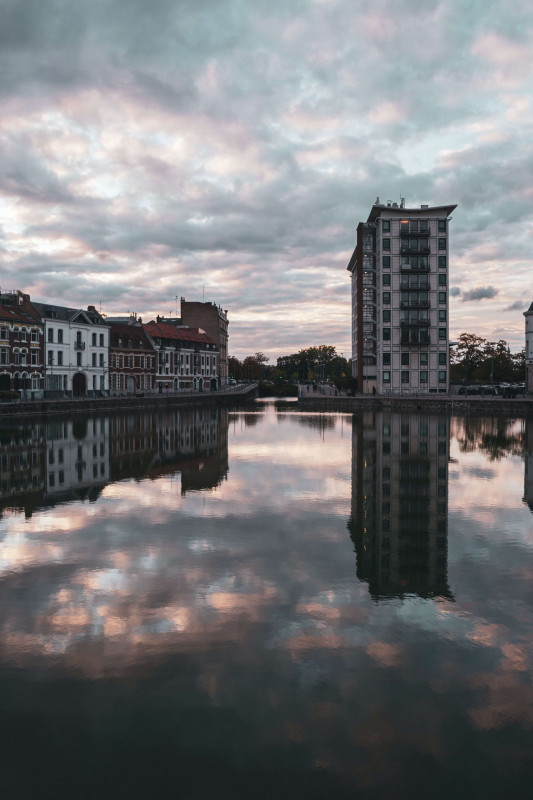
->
[298,393,533,417]
[0,383,258,420]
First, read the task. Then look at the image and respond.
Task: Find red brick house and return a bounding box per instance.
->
[108,320,156,395]
[0,290,45,398]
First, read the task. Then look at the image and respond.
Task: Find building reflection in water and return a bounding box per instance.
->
[348,410,452,600]
[524,419,533,513]
[0,407,228,518]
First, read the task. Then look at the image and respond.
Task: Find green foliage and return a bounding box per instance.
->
[276,346,349,384]
[451,333,525,384]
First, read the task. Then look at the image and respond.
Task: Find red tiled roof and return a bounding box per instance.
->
[0,304,40,324]
[143,322,215,346]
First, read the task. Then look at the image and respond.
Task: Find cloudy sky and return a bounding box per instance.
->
[1,0,532,360]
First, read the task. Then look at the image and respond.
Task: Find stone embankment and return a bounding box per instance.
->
[0,384,258,420]
[298,393,533,417]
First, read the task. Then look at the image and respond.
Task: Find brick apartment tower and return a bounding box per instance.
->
[180,300,229,386]
[347,199,456,395]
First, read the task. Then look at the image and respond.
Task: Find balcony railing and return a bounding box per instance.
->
[400,319,430,326]
[400,263,430,273]
[401,336,431,346]
[400,245,430,255]
[400,228,430,237]
[74,341,85,350]
[400,300,430,309]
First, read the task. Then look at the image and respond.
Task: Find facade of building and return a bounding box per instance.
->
[525,302,533,394]
[108,320,156,395]
[33,303,110,397]
[0,290,45,398]
[347,199,457,394]
[143,320,218,392]
[179,300,229,386]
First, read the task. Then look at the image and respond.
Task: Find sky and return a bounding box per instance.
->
[0,0,532,361]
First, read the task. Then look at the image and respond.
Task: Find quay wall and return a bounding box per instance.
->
[298,395,533,418]
[0,385,258,421]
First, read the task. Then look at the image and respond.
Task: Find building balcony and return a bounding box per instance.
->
[400,319,430,327]
[74,341,85,350]
[401,334,431,346]
[399,228,430,237]
[400,245,430,255]
[400,263,430,273]
[400,301,430,309]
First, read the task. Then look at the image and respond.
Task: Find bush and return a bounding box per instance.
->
[0,390,20,401]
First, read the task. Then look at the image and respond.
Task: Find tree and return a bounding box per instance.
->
[451,333,486,382]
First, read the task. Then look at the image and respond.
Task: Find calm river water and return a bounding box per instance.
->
[1,400,532,799]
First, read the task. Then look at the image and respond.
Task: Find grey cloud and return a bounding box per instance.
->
[461,287,499,302]
[450,287,462,297]
[0,0,531,356]
[505,300,527,311]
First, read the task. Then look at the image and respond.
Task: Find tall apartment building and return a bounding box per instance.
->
[525,302,533,394]
[347,199,456,394]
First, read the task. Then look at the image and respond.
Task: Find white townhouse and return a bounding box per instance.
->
[33,302,110,397]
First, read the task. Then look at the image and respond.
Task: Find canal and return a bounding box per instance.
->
[0,400,532,798]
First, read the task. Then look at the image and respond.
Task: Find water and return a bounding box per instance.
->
[0,401,532,799]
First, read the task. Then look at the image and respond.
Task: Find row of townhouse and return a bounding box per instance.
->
[0,290,223,399]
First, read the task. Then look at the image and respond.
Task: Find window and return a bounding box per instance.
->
[383,238,390,251]
[383,328,391,341]
[438,256,446,269]
[439,291,446,304]
[383,292,390,305]
[31,351,39,365]
[420,220,429,233]
[57,351,63,366]
[439,370,447,382]
[439,328,446,340]
[57,329,63,344]
[439,353,446,365]
[382,273,390,286]
[100,334,104,346]
[48,328,54,343]
[92,333,97,346]
[383,310,390,322]
[48,351,54,365]
[383,371,390,383]
[77,352,82,366]
[401,371,409,384]
[420,370,428,383]
[383,353,391,366]
[0,328,7,340]
[100,353,104,367]
[419,353,428,366]
[118,355,123,368]
[383,256,391,269]
[92,353,97,366]
[438,274,446,286]
[439,310,447,322]
[438,238,446,250]
[438,219,446,232]
[382,220,390,232]
[20,330,26,342]
[401,353,409,366]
